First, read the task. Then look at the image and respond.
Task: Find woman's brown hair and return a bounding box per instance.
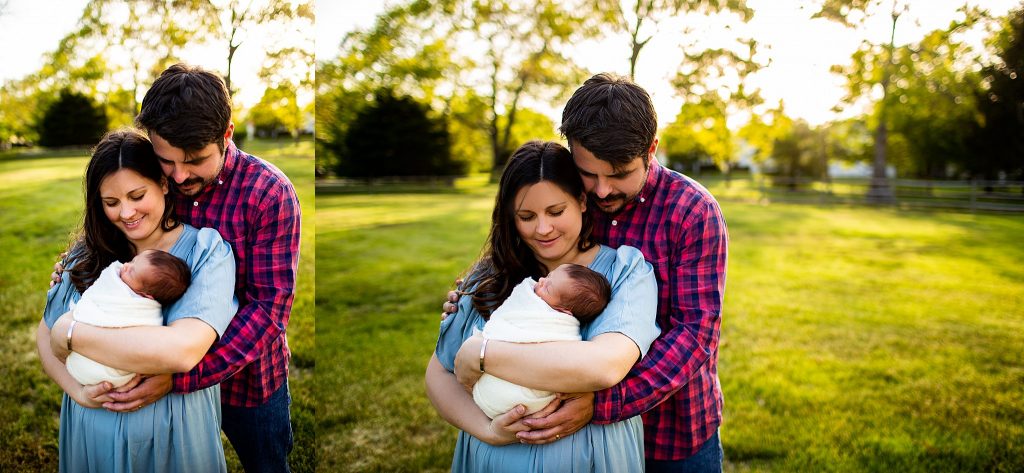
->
[67,128,179,293]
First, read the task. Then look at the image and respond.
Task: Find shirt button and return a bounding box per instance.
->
[640,197,646,203]
[193,201,199,207]
[611,220,618,226]
[218,180,223,185]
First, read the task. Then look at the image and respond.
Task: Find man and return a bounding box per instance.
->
[55,64,301,472]
[446,73,727,472]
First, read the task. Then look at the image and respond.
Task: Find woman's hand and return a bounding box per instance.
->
[70,381,114,409]
[454,334,485,391]
[49,251,68,288]
[482,404,532,446]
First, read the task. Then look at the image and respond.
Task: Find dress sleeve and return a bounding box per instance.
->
[435,285,485,373]
[582,246,660,358]
[165,228,238,337]
[42,266,79,329]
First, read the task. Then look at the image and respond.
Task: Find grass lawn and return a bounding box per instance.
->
[0,138,315,472]
[315,179,1024,472]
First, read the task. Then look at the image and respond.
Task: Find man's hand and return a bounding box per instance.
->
[49,312,75,363]
[103,374,172,412]
[49,251,68,288]
[454,334,484,392]
[517,391,595,444]
[440,278,463,321]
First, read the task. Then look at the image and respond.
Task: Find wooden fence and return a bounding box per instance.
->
[758,177,1024,213]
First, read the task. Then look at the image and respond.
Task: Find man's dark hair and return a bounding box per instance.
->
[136,63,232,153]
[140,250,192,306]
[560,73,657,169]
[559,264,612,324]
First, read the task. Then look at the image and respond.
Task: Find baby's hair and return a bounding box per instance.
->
[139,250,191,305]
[560,264,612,324]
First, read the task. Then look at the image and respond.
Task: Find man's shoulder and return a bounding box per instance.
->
[233,148,297,197]
[650,166,721,214]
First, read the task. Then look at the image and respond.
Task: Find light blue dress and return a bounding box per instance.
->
[436,245,660,473]
[43,224,238,473]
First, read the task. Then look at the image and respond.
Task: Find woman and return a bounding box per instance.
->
[425,141,660,472]
[35,128,237,473]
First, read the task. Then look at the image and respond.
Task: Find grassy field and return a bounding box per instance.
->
[0,138,315,472]
[316,179,1024,472]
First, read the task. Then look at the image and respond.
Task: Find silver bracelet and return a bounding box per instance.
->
[479,338,489,373]
[66,319,78,352]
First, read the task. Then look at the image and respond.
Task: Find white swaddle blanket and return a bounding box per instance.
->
[66,261,164,388]
[473,277,582,418]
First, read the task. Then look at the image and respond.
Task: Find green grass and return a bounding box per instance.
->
[0,138,315,472]
[315,180,1024,472]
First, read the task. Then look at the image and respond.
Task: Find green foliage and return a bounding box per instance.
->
[587,0,754,79]
[340,90,459,178]
[248,84,302,138]
[316,181,1024,471]
[968,4,1024,179]
[317,0,590,172]
[37,90,108,148]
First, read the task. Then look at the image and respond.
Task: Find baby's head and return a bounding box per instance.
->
[119,249,191,306]
[534,263,612,324]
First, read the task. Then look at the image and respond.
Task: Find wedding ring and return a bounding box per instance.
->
[555,434,560,440]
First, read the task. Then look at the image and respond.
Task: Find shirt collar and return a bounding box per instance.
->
[217,139,240,183]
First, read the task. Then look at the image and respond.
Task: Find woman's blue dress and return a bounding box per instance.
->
[436,244,660,472]
[43,224,238,473]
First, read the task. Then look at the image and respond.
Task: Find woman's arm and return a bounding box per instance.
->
[425,354,535,446]
[51,313,217,374]
[455,332,640,393]
[36,319,116,408]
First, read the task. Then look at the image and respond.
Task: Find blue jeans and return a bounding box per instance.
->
[646,429,723,473]
[222,380,294,473]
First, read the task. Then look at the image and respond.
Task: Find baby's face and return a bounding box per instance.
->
[534,265,573,309]
[120,251,156,295]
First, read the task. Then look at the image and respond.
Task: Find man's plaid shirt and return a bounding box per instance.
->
[170,141,301,407]
[591,159,728,460]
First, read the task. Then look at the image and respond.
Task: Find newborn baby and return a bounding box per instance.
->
[473,263,612,418]
[66,249,191,388]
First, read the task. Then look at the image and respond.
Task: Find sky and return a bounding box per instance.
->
[0,0,307,110]
[316,0,1020,128]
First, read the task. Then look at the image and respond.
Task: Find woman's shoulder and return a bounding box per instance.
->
[171,224,234,266]
[592,244,651,277]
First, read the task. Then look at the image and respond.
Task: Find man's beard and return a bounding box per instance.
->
[590,192,629,213]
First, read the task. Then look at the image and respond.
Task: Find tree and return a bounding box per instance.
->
[969,5,1024,180]
[247,84,301,138]
[341,90,460,178]
[217,0,314,95]
[587,0,753,80]
[671,34,765,178]
[830,5,989,179]
[319,0,590,175]
[38,90,108,148]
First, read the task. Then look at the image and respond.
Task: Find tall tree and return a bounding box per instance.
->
[588,0,753,80]
[815,0,910,201]
[671,34,765,179]
[970,5,1024,180]
[217,0,314,95]
[319,0,591,174]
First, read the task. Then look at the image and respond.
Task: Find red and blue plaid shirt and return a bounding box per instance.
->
[590,159,728,460]
[170,141,301,408]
